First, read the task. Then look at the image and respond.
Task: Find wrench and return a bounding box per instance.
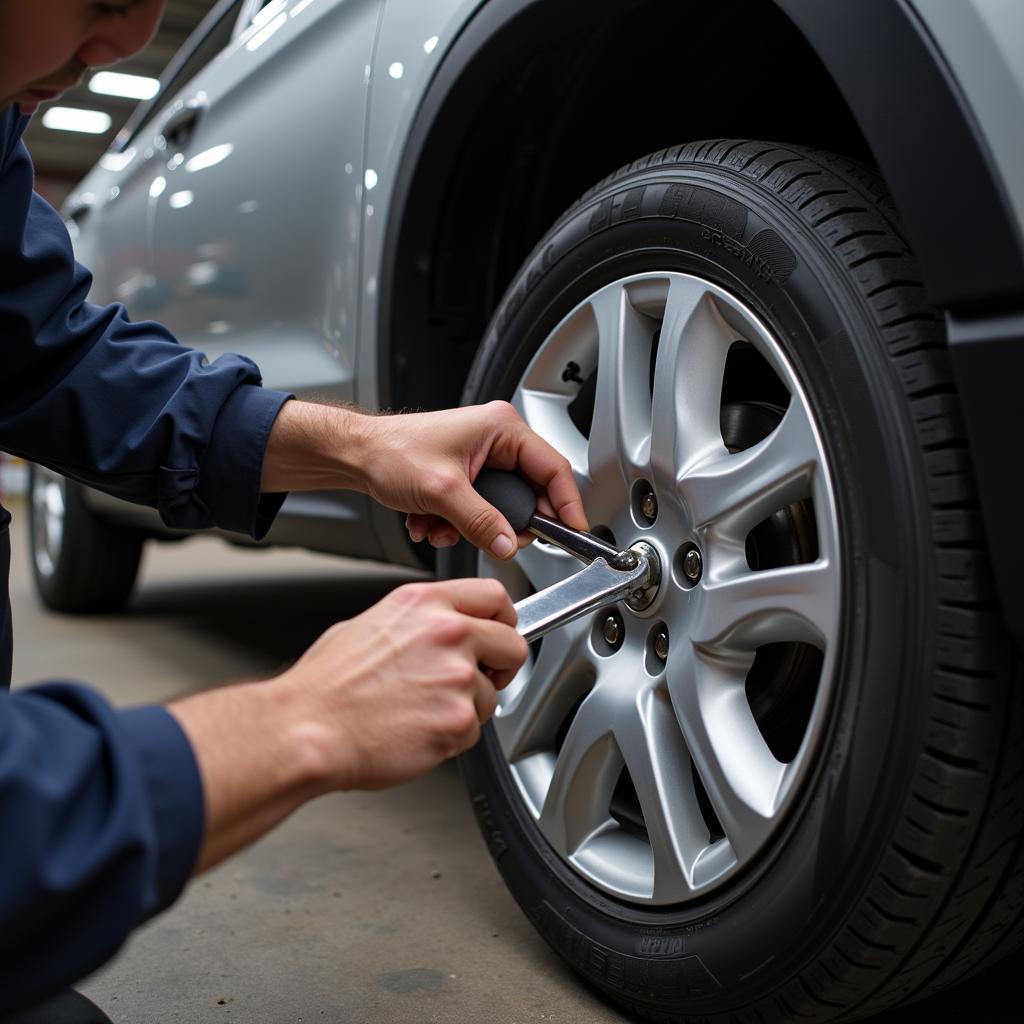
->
[474,471,654,643]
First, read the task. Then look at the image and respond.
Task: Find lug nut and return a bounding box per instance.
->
[683,547,703,584]
[640,490,658,524]
[602,614,623,649]
[654,631,669,661]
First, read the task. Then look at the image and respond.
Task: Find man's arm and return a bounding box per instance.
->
[0,113,291,538]
[0,575,525,1011]
[0,686,204,1011]
[169,577,525,872]
[260,399,589,558]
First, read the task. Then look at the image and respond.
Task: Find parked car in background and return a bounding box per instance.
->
[30,1,1024,1020]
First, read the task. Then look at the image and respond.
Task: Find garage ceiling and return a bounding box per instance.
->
[23,1,216,184]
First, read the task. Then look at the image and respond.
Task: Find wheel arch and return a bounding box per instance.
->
[379,0,872,416]
[378,0,1024,640]
[380,0,1021,412]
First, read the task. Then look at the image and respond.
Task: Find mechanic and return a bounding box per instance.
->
[0,3,588,1021]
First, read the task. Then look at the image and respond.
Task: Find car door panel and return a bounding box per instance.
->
[148,0,382,400]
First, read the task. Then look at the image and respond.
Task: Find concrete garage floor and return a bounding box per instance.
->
[6,502,1021,1023]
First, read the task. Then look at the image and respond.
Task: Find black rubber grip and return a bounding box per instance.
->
[473,470,536,533]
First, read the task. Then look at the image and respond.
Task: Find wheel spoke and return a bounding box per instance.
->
[694,559,836,650]
[585,284,654,499]
[615,685,708,900]
[493,616,592,761]
[513,388,589,482]
[650,278,735,480]
[538,683,623,856]
[512,537,578,593]
[679,398,820,537]
[668,647,784,860]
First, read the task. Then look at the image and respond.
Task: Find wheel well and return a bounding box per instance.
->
[384,0,869,414]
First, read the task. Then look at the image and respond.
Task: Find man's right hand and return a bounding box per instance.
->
[277,577,527,791]
[169,577,527,871]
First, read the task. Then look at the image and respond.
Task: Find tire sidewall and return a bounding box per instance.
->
[453,162,933,1011]
[27,463,74,604]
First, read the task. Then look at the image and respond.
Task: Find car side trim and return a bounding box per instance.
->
[946,311,1024,649]
[773,0,1024,645]
[772,0,1024,313]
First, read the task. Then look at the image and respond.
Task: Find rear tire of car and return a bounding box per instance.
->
[450,141,1023,1022]
[28,464,144,613]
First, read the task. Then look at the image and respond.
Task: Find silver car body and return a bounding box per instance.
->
[64,0,1024,598]
[68,0,480,566]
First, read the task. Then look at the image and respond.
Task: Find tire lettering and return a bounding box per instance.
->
[531,901,722,997]
[589,197,613,233]
[658,183,747,239]
[620,186,646,221]
[471,794,508,859]
[701,226,780,284]
[639,935,684,956]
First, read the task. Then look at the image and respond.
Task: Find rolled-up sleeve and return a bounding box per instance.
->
[0,685,204,1012]
[0,109,292,539]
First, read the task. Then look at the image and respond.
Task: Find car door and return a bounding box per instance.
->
[67,0,248,318]
[146,0,382,400]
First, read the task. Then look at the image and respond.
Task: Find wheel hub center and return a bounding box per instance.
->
[626,541,661,611]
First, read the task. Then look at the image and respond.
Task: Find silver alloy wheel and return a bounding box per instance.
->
[30,465,67,579]
[480,272,841,905]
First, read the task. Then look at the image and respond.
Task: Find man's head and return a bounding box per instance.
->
[0,1,164,116]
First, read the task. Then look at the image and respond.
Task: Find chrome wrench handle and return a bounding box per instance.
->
[514,553,650,643]
[472,469,650,640]
[527,512,637,568]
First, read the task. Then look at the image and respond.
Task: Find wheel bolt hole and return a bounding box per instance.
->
[631,480,657,526]
[594,611,625,654]
[673,542,703,589]
[645,621,670,674]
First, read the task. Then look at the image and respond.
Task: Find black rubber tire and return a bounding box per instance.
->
[450,141,1023,1022]
[27,464,144,614]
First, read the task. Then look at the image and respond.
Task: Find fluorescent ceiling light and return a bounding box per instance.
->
[89,71,160,100]
[169,190,194,210]
[42,107,112,134]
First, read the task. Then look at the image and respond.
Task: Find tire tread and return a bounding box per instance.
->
[655,141,1022,1022]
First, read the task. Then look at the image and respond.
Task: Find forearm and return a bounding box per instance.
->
[259,398,586,558]
[168,679,333,873]
[260,399,374,494]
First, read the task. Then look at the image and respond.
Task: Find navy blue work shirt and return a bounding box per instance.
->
[0,105,293,1012]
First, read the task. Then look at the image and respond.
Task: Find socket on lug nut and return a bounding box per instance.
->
[626,542,661,611]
